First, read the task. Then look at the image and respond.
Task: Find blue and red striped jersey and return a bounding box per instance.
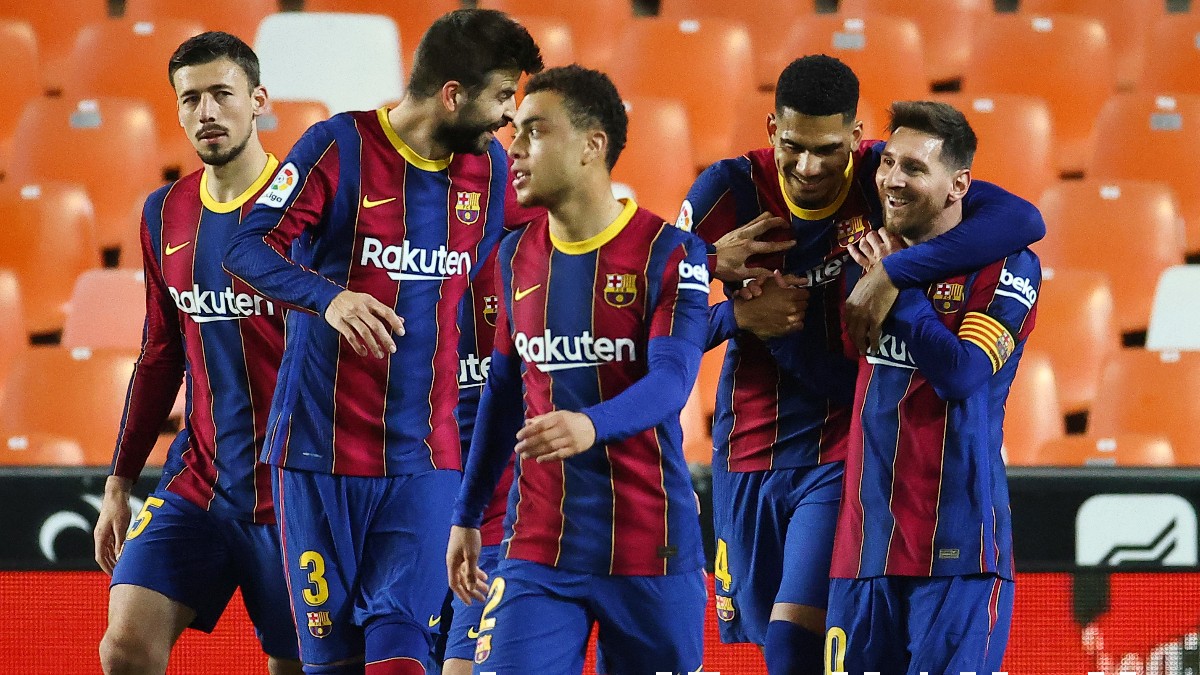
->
[461,201,710,576]
[113,156,284,523]
[224,108,513,476]
[682,144,882,472]
[831,250,1041,579]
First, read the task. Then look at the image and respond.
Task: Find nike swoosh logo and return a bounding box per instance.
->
[467,627,481,639]
[428,615,442,628]
[362,195,396,209]
[165,242,191,256]
[514,284,541,301]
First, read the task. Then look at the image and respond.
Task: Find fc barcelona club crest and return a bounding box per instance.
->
[455,191,482,224]
[836,215,867,248]
[474,634,493,664]
[307,611,332,638]
[604,273,638,308]
[716,595,736,622]
[482,295,498,327]
[930,282,966,314]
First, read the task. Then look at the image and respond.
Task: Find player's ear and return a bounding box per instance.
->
[948,168,971,204]
[766,112,778,146]
[851,117,863,146]
[251,85,268,118]
[441,81,465,113]
[583,128,607,167]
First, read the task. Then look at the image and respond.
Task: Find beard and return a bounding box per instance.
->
[196,126,252,167]
[434,103,500,155]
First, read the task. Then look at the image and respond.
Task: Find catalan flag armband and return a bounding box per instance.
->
[958,311,1015,373]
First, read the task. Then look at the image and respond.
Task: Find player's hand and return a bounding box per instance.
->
[515,411,596,463]
[845,263,900,355]
[447,526,489,604]
[713,212,795,282]
[94,476,134,575]
[324,290,406,359]
[847,229,904,271]
[732,273,810,338]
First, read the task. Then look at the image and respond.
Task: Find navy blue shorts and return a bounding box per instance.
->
[710,461,842,645]
[442,544,502,663]
[110,489,298,659]
[470,558,706,675]
[273,466,458,667]
[825,574,1015,675]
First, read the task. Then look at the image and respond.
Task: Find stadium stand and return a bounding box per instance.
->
[1001,350,1064,466]
[1090,349,1200,463]
[1146,265,1200,351]
[1035,434,1176,467]
[838,0,988,86]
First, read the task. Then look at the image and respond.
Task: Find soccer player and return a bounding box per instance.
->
[823,100,1038,675]
[680,55,1045,675]
[222,10,542,674]
[446,65,709,674]
[93,32,300,675]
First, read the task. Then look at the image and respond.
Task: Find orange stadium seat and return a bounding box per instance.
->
[0,270,26,401]
[608,18,754,171]
[612,97,694,222]
[1025,270,1118,414]
[773,15,928,109]
[304,0,459,62]
[0,0,107,90]
[680,384,714,464]
[1001,350,1063,466]
[510,16,576,68]
[1035,434,1175,467]
[478,0,633,69]
[62,270,148,352]
[1020,0,1163,90]
[658,0,811,89]
[64,18,207,176]
[8,96,161,252]
[124,0,278,43]
[0,20,41,171]
[964,14,1115,176]
[1138,14,1200,96]
[1089,350,1200,463]
[0,347,139,465]
[1089,94,1200,255]
[258,99,329,159]
[933,93,1056,203]
[838,0,988,85]
[0,183,99,335]
[0,432,87,467]
[1036,179,1184,334]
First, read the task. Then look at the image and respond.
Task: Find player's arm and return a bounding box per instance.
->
[96,213,185,574]
[846,179,1046,353]
[224,122,403,358]
[893,252,1042,401]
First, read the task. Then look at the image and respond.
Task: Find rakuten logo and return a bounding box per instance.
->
[168,285,277,323]
[360,237,473,281]
[997,268,1037,308]
[804,253,849,287]
[513,330,636,372]
[677,259,711,294]
[459,352,490,388]
[865,332,917,370]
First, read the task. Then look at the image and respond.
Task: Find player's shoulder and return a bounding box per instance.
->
[501,212,547,256]
[695,151,760,190]
[144,170,201,217]
[974,247,1042,304]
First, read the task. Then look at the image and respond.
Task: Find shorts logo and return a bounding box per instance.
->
[675,199,694,231]
[930,281,965,314]
[467,626,481,639]
[715,595,736,622]
[257,162,299,208]
[456,191,482,224]
[836,215,867,247]
[307,610,332,638]
[474,634,492,663]
[482,295,498,326]
[604,273,638,308]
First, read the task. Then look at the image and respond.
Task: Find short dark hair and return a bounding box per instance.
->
[887,100,977,170]
[523,65,628,171]
[408,9,543,99]
[775,55,859,123]
[168,31,260,90]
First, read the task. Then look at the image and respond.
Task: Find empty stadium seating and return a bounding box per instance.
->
[1035,434,1176,467]
[1139,14,1200,95]
[305,0,459,63]
[0,0,108,90]
[1020,0,1163,90]
[124,0,278,44]
[1146,265,1200,351]
[611,96,695,222]
[257,100,330,159]
[839,0,988,85]
[479,0,633,69]
[61,270,148,352]
[1002,350,1064,466]
[1089,350,1200,463]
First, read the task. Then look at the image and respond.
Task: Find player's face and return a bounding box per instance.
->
[877,126,966,242]
[508,91,585,208]
[173,57,265,167]
[770,107,862,210]
[436,68,522,155]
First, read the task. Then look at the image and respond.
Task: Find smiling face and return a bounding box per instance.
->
[434,67,522,155]
[876,126,970,243]
[173,57,265,167]
[770,107,862,210]
[507,90,591,209]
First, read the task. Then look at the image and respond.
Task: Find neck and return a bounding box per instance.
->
[203,136,269,202]
[547,174,624,243]
[905,201,964,246]
[388,95,452,160]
